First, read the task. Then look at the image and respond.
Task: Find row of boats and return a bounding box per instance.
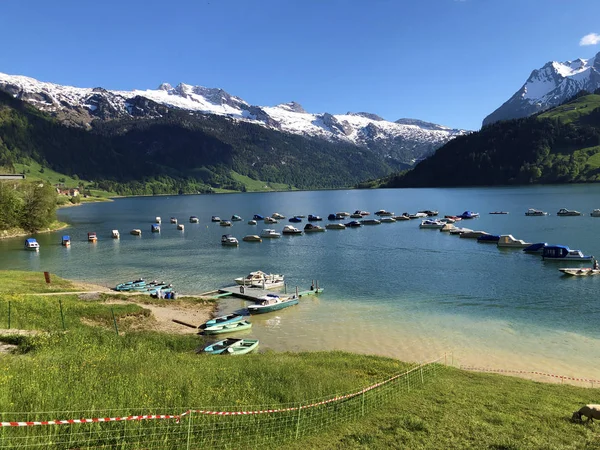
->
[418,218,598,276]
[113,279,177,297]
[525,208,600,216]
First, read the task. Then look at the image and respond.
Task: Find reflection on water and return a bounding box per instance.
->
[1,186,600,377]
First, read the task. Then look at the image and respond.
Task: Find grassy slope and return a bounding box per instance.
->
[539,94,600,124]
[0,271,598,448]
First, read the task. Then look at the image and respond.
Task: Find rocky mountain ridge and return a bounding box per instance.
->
[0,72,467,165]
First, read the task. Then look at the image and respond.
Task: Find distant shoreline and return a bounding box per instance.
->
[0,221,69,240]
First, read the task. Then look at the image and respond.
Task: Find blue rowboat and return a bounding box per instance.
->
[247,295,299,315]
[202,320,253,335]
[202,338,259,355]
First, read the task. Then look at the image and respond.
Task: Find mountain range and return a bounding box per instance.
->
[0,72,467,166]
[483,51,600,126]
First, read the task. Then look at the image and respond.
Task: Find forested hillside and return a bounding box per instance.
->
[382,93,600,188]
[0,91,393,194]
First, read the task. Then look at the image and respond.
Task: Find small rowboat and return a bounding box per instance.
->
[247,295,299,315]
[559,268,600,276]
[200,314,244,329]
[202,338,259,355]
[202,320,252,335]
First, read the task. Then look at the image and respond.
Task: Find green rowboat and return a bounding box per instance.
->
[202,320,253,335]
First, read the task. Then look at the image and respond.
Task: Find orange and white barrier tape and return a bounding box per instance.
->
[460,366,600,384]
[1,359,440,427]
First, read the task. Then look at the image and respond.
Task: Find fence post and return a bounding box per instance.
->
[295,403,302,440]
[186,410,193,450]
[111,308,119,335]
[407,374,410,392]
[59,299,66,330]
[420,366,424,384]
[7,301,10,329]
[361,390,365,417]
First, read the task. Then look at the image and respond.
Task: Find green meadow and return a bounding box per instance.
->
[0,270,598,449]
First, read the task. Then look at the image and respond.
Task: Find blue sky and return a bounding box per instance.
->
[1,0,599,130]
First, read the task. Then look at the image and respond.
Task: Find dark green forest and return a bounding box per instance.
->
[382,93,600,188]
[0,91,392,195]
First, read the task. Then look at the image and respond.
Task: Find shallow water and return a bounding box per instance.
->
[1,186,600,379]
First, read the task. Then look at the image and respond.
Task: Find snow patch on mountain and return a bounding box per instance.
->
[484,52,600,126]
[0,71,468,164]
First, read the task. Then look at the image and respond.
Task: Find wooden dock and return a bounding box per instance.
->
[211,285,324,302]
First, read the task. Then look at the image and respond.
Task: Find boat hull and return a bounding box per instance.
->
[559,268,600,276]
[248,298,299,314]
[202,321,253,335]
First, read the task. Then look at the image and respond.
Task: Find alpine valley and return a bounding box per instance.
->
[0,72,466,194]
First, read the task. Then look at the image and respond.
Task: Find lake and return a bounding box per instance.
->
[1,185,600,380]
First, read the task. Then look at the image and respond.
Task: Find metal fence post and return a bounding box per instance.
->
[111,308,119,335]
[7,301,11,329]
[59,299,66,330]
[295,403,302,440]
[186,410,193,450]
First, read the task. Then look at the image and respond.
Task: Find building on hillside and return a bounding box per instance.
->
[0,174,25,180]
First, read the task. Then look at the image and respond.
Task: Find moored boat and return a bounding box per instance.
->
[345,220,362,227]
[361,219,381,225]
[151,224,160,233]
[591,209,600,217]
[189,216,199,223]
[489,211,509,215]
[87,232,98,242]
[253,214,264,221]
[304,223,326,232]
[231,215,242,221]
[374,210,394,216]
[448,227,472,235]
[477,234,500,243]
[211,216,221,222]
[326,223,346,230]
[282,225,303,235]
[61,235,71,246]
[202,338,259,355]
[380,217,396,223]
[111,230,120,239]
[24,238,40,251]
[114,278,146,291]
[459,211,479,219]
[419,219,444,229]
[418,210,439,216]
[235,271,284,287]
[496,234,532,248]
[177,224,184,231]
[155,216,161,224]
[272,212,285,220]
[200,313,245,329]
[556,208,581,216]
[264,217,278,224]
[307,214,322,221]
[459,230,488,239]
[559,268,600,276]
[288,216,302,223]
[542,245,592,261]
[523,242,547,253]
[248,219,257,225]
[247,294,299,314]
[202,320,253,335]
[221,234,239,246]
[170,217,177,224]
[243,234,262,242]
[525,208,548,216]
[260,228,281,238]
[220,220,232,227]
[130,229,142,236]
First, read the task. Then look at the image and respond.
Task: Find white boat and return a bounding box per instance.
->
[326,223,346,230]
[170,217,177,224]
[111,230,120,239]
[419,219,444,229]
[542,245,593,261]
[282,225,303,235]
[271,212,285,220]
[264,217,278,224]
[459,230,487,239]
[248,220,257,225]
[260,228,281,238]
[335,212,351,217]
[408,212,427,219]
[556,208,581,216]
[496,234,532,248]
[243,235,262,242]
[374,210,394,216]
[211,216,221,222]
[155,216,161,224]
[559,268,600,276]
[234,271,285,288]
[591,209,600,217]
[177,224,184,231]
[380,217,396,223]
[440,223,456,232]
[130,229,142,236]
[448,227,472,235]
[525,209,548,216]
[24,238,40,251]
[221,234,239,246]
[189,216,199,223]
[220,220,232,227]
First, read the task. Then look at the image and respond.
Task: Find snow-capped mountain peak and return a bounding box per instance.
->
[483,51,600,126]
[0,71,469,165]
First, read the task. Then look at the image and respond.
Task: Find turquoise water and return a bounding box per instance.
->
[1,186,600,378]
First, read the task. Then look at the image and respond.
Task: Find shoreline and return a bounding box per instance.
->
[0,221,70,240]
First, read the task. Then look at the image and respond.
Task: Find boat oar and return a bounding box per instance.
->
[172,319,198,329]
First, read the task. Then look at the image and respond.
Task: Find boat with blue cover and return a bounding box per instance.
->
[289,216,302,223]
[542,245,593,261]
[202,338,259,355]
[61,235,71,246]
[459,211,480,219]
[114,279,146,291]
[231,215,242,221]
[308,214,322,221]
[253,214,264,220]
[523,243,547,253]
[247,294,299,315]
[151,224,160,233]
[24,238,40,251]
